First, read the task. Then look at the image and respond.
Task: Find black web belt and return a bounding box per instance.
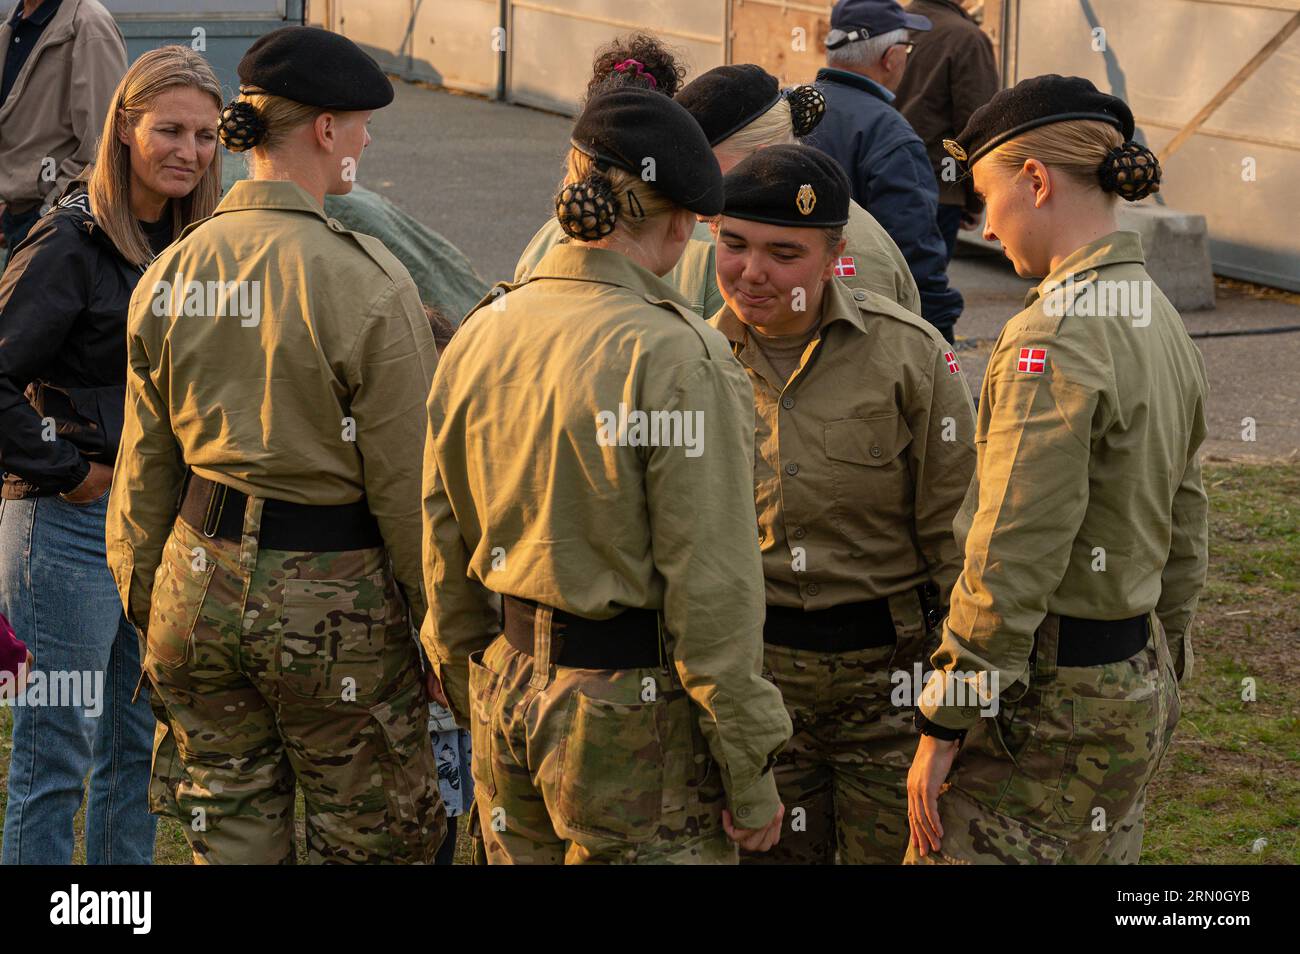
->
[179,473,382,551]
[501,595,662,669]
[1055,614,1149,666]
[762,597,899,652]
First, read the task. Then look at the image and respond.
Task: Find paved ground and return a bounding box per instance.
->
[362,81,1300,461]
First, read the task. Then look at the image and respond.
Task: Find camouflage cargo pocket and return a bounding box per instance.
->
[467,649,501,800]
[146,537,217,670]
[147,718,185,819]
[556,691,665,843]
[985,691,1073,821]
[278,570,402,701]
[1054,691,1161,827]
[919,786,1069,865]
[371,681,446,862]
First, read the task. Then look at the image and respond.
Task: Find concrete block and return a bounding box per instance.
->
[958,201,1216,312]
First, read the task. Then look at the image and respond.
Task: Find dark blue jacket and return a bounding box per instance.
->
[804,67,963,338]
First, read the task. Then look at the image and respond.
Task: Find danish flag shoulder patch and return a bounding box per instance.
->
[944,351,960,374]
[833,256,856,277]
[1017,347,1048,374]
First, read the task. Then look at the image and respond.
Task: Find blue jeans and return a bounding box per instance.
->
[0,491,157,864]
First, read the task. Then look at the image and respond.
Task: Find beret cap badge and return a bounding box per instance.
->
[723,146,849,227]
[942,138,967,162]
[796,183,817,216]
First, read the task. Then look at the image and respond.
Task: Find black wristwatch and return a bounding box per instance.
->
[914,708,968,743]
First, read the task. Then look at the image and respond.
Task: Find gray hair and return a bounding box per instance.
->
[826,28,909,70]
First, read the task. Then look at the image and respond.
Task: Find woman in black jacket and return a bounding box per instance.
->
[0,45,221,865]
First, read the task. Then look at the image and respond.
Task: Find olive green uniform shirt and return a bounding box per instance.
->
[712,280,975,609]
[922,231,1210,730]
[514,200,921,319]
[106,180,438,632]
[422,242,792,821]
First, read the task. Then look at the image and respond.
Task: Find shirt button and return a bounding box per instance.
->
[781,395,795,409]
[870,444,883,458]
[854,290,866,301]
[792,526,806,539]
[738,806,752,820]
[785,462,798,476]
[806,583,820,596]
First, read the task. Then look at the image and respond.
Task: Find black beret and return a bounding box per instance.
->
[944,74,1135,171]
[238,26,394,111]
[722,144,851,227]
[571,86,723,215]
[675,65,782,146]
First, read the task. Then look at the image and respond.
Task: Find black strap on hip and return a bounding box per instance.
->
[501,595,662,670]
[762,597,897,652]
[1056,613,1149,667]
[179,473,382,551]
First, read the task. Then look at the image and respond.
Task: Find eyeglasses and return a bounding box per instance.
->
[824,29,916,55]
[823,30,915,55]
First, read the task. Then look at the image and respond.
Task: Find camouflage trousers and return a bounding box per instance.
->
[743,590,933,865]
[904,612,1180,865]
[144,502,446,864]
[468,626,735,865]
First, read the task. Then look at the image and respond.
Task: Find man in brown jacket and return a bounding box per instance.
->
[894,0,999,261]
[0,0,125,259]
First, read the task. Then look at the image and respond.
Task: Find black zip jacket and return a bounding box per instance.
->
[0,186,152,498]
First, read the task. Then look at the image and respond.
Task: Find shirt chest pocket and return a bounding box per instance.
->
[824,414,913,548]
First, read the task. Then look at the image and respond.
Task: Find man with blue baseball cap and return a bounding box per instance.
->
[805,0,964,343]
[824,0,934,50]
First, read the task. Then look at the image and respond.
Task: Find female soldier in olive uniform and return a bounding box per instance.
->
[105,27,445,864]
[422,87,792,864]
[676,64,922,315]
[511,34,725,318]
[708,145,976,864]
[906,75,1209,865]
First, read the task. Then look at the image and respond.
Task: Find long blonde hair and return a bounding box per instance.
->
[88,45,223,267]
